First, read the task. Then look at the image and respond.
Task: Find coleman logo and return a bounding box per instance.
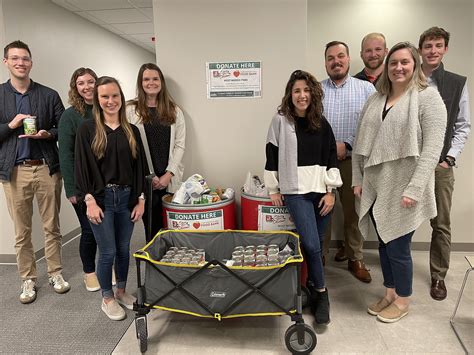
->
[210,291,226,298]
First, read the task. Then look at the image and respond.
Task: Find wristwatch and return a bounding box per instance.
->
[444,156,456,167]
[327,188,336,194]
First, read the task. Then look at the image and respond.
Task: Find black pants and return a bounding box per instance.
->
[72,201,97,273]
[143,188,169,242]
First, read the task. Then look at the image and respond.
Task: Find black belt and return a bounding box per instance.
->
[17,159,46,166]
[105,184,130,189]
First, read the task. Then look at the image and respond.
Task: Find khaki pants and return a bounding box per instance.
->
[2,165,63,280]
[323,158,364,260]
[429,165,454,280]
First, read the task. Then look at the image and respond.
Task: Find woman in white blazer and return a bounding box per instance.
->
[126,63,185,241]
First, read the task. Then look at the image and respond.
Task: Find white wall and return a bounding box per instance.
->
[307,0,473,243]
[1,0,470,257]
[153,0,307,199]
[154,0,472,246]
[0,0,155,257]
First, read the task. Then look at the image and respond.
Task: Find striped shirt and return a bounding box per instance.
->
[321,76,375,148]
[264,113,342,195]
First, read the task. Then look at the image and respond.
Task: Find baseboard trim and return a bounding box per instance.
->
[0,227,81,264]
[1,231,473,263]
[342,241,474,252]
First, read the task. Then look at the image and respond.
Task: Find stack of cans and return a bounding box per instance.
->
[230,244,292,267]
[160,247,206,265]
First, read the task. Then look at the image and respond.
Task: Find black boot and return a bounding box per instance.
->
[311,287,330,325]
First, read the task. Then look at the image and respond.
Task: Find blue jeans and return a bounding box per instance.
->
[369,206,414,297]
[284,193,330,289]
[72,201,97,273]
[90,186,134,298]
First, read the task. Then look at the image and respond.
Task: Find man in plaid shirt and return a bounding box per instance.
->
[321,41,375,283]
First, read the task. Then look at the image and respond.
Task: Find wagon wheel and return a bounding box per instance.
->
[135,316,148,353]
[301,286,310,308]
[285,323,317,354]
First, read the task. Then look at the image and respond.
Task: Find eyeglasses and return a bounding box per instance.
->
[6,56,32,64]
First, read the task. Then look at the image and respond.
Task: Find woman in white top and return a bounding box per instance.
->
[126,63,185,242]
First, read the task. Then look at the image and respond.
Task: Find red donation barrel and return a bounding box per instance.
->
[241,189,295,231]
[240,189,308,285]
[162,195,236,230]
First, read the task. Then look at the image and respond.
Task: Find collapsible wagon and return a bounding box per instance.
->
[133,229,317,354]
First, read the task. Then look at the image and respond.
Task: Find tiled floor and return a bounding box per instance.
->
[113,250,474,354]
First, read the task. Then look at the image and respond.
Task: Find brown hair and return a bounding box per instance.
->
[278,70,324,131]
[376,42,427,96]
[127,63,177,125]
[92,76,137,159]
[324,41,350,57]
[3,40,31,58]
[418,27,450,48]
[68,67,98,117]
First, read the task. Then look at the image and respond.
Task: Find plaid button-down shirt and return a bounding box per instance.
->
[322,75,375,148]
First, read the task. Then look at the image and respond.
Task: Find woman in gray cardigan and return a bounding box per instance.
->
[352,42,447,323]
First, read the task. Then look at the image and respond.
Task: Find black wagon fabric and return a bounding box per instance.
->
[134,230,302,318]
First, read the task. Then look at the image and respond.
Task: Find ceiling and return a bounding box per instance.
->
[51,0,155,53]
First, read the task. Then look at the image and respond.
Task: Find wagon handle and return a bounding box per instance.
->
[146,173,156,241]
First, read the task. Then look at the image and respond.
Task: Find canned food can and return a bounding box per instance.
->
[23,116,37,135]
[232,250,244,258]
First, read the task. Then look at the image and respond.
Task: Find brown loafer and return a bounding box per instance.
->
[348,260,372,283]
[334,246,348,262]
[368,297,391,316]
[430,279,447,301]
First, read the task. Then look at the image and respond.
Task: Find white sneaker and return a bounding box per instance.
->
[20,279,37,304]
[102,298,126,321]
[49,274,71,294]
[115,292,137,310]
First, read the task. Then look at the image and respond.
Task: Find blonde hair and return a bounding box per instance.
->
[92,76,137,159]
[361,32,387,50]
[376,42,427,96]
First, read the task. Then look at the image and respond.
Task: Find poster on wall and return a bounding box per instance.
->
[206,61,261,98]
